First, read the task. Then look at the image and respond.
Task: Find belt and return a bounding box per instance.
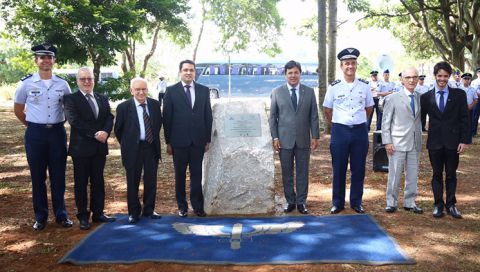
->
[333,123,366,129]
[27,122,64,128]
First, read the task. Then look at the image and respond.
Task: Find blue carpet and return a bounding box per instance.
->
[59,214,414,265]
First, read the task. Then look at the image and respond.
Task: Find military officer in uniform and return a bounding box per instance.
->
[471,67,480,137]
[460,72,478,143]
[367,70,380,131]
[376,69,396,130]
[449,70,462,89]
[323,47,374,214]
[14,43,73,230]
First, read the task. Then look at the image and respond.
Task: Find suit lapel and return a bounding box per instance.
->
[444,87,454,113]
[283,85,295,112]
[179,82,192,109]
[93,93,103,117]
[297,84,305,111]
[76,91,96,119]
[129,99,140,131]
[146,98,156,125]
[399,91,414,119]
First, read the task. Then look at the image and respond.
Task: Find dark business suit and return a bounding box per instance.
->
[269,84,320,205]
[421,87,469,209]
[64,91,114,221]
[114,97,162,218]
[163,81,213,212]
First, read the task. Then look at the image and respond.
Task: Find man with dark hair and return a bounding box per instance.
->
[323,48,374,214]
[14,43,73,230]
[163,60,213,217]
[421,61,469,219]
[367,70,380,131]
[269,60,320,214]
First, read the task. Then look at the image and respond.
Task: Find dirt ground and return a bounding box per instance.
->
[0,106,479,272]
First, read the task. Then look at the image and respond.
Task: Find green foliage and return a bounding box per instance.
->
[0,33,36,84]
[94,73,134,101]
[205,0,283,56]
[356,57,374,79]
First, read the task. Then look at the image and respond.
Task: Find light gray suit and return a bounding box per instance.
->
[381,88,422,208]
[269,84,320,204]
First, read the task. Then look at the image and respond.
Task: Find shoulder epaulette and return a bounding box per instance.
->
[330,79,341,86]
[358,78,369,84]
[55,74,66,81]
[20,74,33,81]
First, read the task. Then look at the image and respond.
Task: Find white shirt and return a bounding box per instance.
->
[14,73,71,124]
[323,78,374,125]
[134,98,150,141]
[182,81,195,108]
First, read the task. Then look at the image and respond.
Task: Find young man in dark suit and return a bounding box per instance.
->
[114,77,162,224]
[421,61,469,219]
[163,60,213,217]
[64,67,116,230]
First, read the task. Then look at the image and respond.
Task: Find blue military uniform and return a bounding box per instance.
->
[14,44,72,229]
[323,48,375,212]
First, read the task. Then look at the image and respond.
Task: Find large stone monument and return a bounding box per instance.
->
[203,99,275,215]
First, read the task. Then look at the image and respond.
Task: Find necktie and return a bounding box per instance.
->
[291,88,297,111]
[86,93,97,118]
[185,85,192,108]
[438,91,445,113]
[409,94,415,117]
[140,103,153,143]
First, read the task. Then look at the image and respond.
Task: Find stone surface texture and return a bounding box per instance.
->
[203,99,275,215]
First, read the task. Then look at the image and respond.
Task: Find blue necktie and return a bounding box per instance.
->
[185,85,192,108]
[438,91,445,113]
[291,88,297,111]
[409,94,415,117]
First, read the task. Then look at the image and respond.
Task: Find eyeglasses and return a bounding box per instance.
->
[403,76,419,81]
[78,78,94,82]
[132,88,148,92]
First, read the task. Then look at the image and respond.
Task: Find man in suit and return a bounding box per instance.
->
[269,60,320,214]
[114,77,162,224]
[163,60,213,217]
[421,61,469,219]
[381,67,423,214]
[64,67,116,230]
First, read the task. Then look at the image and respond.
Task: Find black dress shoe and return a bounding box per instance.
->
[92,214,116,223]
[447,206,462,219]
[79,219,91,230]
[56,218,73,228]
[432,206,444,218]
[385,206,397,213]
[194,210,207,217]
[404,206,423,214]
[330,206,344,214]
[128,215,139,224]
[178,210,188,217]
[352,205,365,214]
[143,212,162,219]
[297,204,309,214]
[33,221,46,231]
[283,204,296,213]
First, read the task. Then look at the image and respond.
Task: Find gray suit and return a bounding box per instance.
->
[269,84,320,204]
[381,88,422,208]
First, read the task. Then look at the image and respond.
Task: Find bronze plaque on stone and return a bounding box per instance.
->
[224,114,262,137]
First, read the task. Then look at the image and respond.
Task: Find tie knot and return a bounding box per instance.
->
[409,94,414,98]
[291,88,296,92]
[185,85,191,90]
[86,93,93,98]
[140,103,146,108]
[439,90,445,95]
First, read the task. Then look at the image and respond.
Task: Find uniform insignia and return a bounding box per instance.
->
[347,48,354,53]
[358,78,369,84]
[20,74,33,81]
[330,79,341,86]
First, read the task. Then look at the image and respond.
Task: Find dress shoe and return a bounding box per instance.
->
[385,206,397,213]
[283,204,296,213]
[432,206,444,218]
[352,205,365,214]
[56,218,73,228]
[178,210,188,218]
[194,210,207,217]
[330,206,344,214]
[447,206,462,219]
[33,221,46,231]
[128,215,139,224]
[404,206,423,214]
[143,212,162,219]
[92,214,116,223]
[79,219,91,230]
[297,204,309,214]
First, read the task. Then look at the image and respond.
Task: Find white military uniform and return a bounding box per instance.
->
[14,73,71,124]
[323,78,375,125]
[448,80,462,89]
[459,85,478,107]
[415,84,430,95]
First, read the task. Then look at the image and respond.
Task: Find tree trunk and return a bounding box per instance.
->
[140,25,161,77]
[327,0,337,85]
[93,59,101,92]
[192,1,207,62]
[318,0,328,133]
